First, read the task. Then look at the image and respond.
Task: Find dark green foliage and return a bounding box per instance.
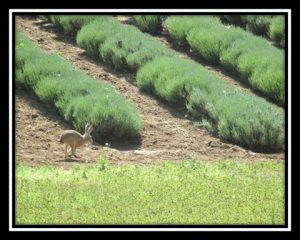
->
[132,15,162,33]
[49,15,110,37]
[221,15,244,26]
[220,15,285,48]
[166,16,285,106]
[268,16,285,48]
[241,15,273,35]
[16,29,143,141]
[137,56,284,152]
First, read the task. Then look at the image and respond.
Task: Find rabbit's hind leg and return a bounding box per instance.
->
[64,144,69,159]
[71,142,79,158]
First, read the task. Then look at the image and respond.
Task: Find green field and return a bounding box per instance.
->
[16,160,284,225]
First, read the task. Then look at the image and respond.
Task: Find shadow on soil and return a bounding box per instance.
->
[16,87,142,151]
[16,86,72,130]
[55,158,87,163]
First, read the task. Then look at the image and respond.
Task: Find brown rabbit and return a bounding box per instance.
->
[60,123,93,159]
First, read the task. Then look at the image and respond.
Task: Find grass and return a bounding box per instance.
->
[132,15,162,33]
[16,29,143,141]
[16,160,285,225]
[137,56,284,152]
[165,16,285,106]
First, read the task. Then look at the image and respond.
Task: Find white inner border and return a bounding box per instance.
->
[9,9,291,232]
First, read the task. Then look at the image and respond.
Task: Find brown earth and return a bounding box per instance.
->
[15,16,284,168]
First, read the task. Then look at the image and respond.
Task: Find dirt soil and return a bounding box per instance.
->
[15,16,284,168]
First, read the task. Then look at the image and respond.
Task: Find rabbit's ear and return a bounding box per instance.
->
[88,125,93,133]
[85,123,90,132]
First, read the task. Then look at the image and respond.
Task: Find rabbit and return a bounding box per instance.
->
[60,123,93,159]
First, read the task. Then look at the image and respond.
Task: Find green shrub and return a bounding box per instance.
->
[16,29,143,141]
[137,56,192,103]
[75,18,119,58]
[77,18,176,70]
[165,16,285,106]
[133,15,162,33]
[187,25,246,64]
[241,15,273,35]
[16,30,43,87]
[49,15,110,37]
[269,16,285,48]
[137,56,284,152]
[166,16,221,45]
[221,15,244,26]
[220,15,285,48]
